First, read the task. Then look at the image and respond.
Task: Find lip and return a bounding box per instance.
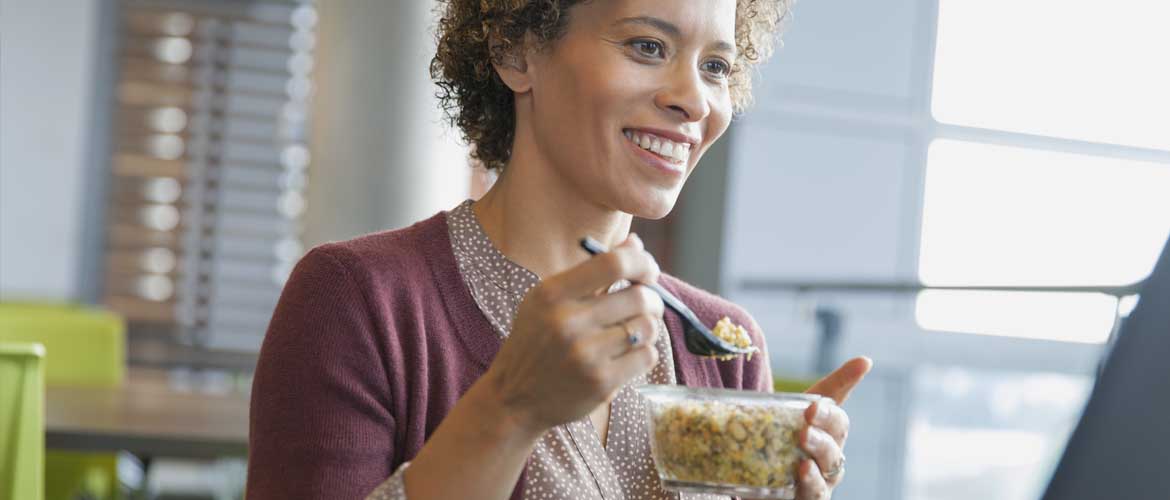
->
[624,126,700,147]
[623,131,686,177]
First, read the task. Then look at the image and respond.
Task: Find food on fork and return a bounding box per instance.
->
[710,316,756,361]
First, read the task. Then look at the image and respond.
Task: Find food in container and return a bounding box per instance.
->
[638,385,830,499]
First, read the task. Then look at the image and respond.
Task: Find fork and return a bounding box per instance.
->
[579,237,757,358]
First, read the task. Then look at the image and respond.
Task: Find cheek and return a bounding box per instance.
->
[709,96,733,140]
[540,59,629,139]
[702,95,730,144]
[543,61,645,169]
[690,100,732,166]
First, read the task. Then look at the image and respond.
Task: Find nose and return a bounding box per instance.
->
[653,63,710,123]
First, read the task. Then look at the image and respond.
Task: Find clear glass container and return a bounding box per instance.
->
[637,384,832,499]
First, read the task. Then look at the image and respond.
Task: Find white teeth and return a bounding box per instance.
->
[626,130,691,164]
[660,141,675,158]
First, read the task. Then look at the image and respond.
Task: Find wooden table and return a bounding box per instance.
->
[45,368,250,459]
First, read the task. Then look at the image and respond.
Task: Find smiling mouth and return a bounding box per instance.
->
[623,129,691,165]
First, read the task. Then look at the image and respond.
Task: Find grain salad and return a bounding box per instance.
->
[710,316,757,361]
[640,386,825,499]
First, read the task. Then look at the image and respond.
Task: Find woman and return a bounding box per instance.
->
[246,0,872,499]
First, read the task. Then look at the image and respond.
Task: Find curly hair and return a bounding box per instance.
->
[430,0,791,171]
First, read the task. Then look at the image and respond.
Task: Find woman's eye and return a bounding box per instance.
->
[630,39,665,58]
[702,59,731,78]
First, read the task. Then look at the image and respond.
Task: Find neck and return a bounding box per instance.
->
[472,134,632,279]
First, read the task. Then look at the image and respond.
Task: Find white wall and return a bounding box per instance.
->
[304,0,470,247]
[0,0,100,301]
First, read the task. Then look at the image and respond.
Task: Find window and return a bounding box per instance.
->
[916,0,1170,343]
[905,366,1091,500]
[931,0,1170,151]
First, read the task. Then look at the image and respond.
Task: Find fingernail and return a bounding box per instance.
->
[816,402,830,420]
[629,233,643,248]
[804,461,816,481]
[804,429,819,453]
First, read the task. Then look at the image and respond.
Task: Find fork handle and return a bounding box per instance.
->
[578,237,696,321]
[642,281,700,324]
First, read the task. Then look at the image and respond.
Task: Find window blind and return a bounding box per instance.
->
[102,0,316,360]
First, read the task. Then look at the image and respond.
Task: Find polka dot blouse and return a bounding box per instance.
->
[366,200,728,500]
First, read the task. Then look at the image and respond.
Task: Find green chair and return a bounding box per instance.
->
[0,303,126,500]
[774,377,814,394]
[0,342,45,500]
[0,303,125,387]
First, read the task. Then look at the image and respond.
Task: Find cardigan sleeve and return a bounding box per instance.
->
[246,246,398,499]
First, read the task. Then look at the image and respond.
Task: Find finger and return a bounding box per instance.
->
[543,234,660,302]
[608,341,659,383]
[805,356,873,404]
[586,315,660,360]
[585,284,665,325]
[804,401,850,446]
[615,315,660,354]
[801,426,845,489]
[796,459,831,500]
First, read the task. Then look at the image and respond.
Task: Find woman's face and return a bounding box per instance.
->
[518,0,737,219]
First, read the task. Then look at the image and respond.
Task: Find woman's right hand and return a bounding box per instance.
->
[483,233,665,434]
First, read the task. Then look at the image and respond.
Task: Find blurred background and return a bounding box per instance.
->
[1,0,1168,499]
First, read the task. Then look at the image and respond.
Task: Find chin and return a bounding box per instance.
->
[620,190,680,220]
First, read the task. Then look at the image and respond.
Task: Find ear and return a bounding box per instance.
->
[490,35,535,94]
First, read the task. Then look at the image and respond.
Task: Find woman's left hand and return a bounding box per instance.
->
[795,357,873,500]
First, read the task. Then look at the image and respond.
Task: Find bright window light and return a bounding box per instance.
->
[932,0,1170,151]
[916,290,1118,344]
[920,140,1170,286]
[917,139,1170,342]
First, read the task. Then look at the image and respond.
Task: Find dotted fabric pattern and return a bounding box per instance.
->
[365,463,408,500]
[365,200,727,500]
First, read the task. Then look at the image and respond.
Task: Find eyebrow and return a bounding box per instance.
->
[613,16,736,54]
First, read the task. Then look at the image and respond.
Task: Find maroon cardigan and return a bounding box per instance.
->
[245,211,772,499]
